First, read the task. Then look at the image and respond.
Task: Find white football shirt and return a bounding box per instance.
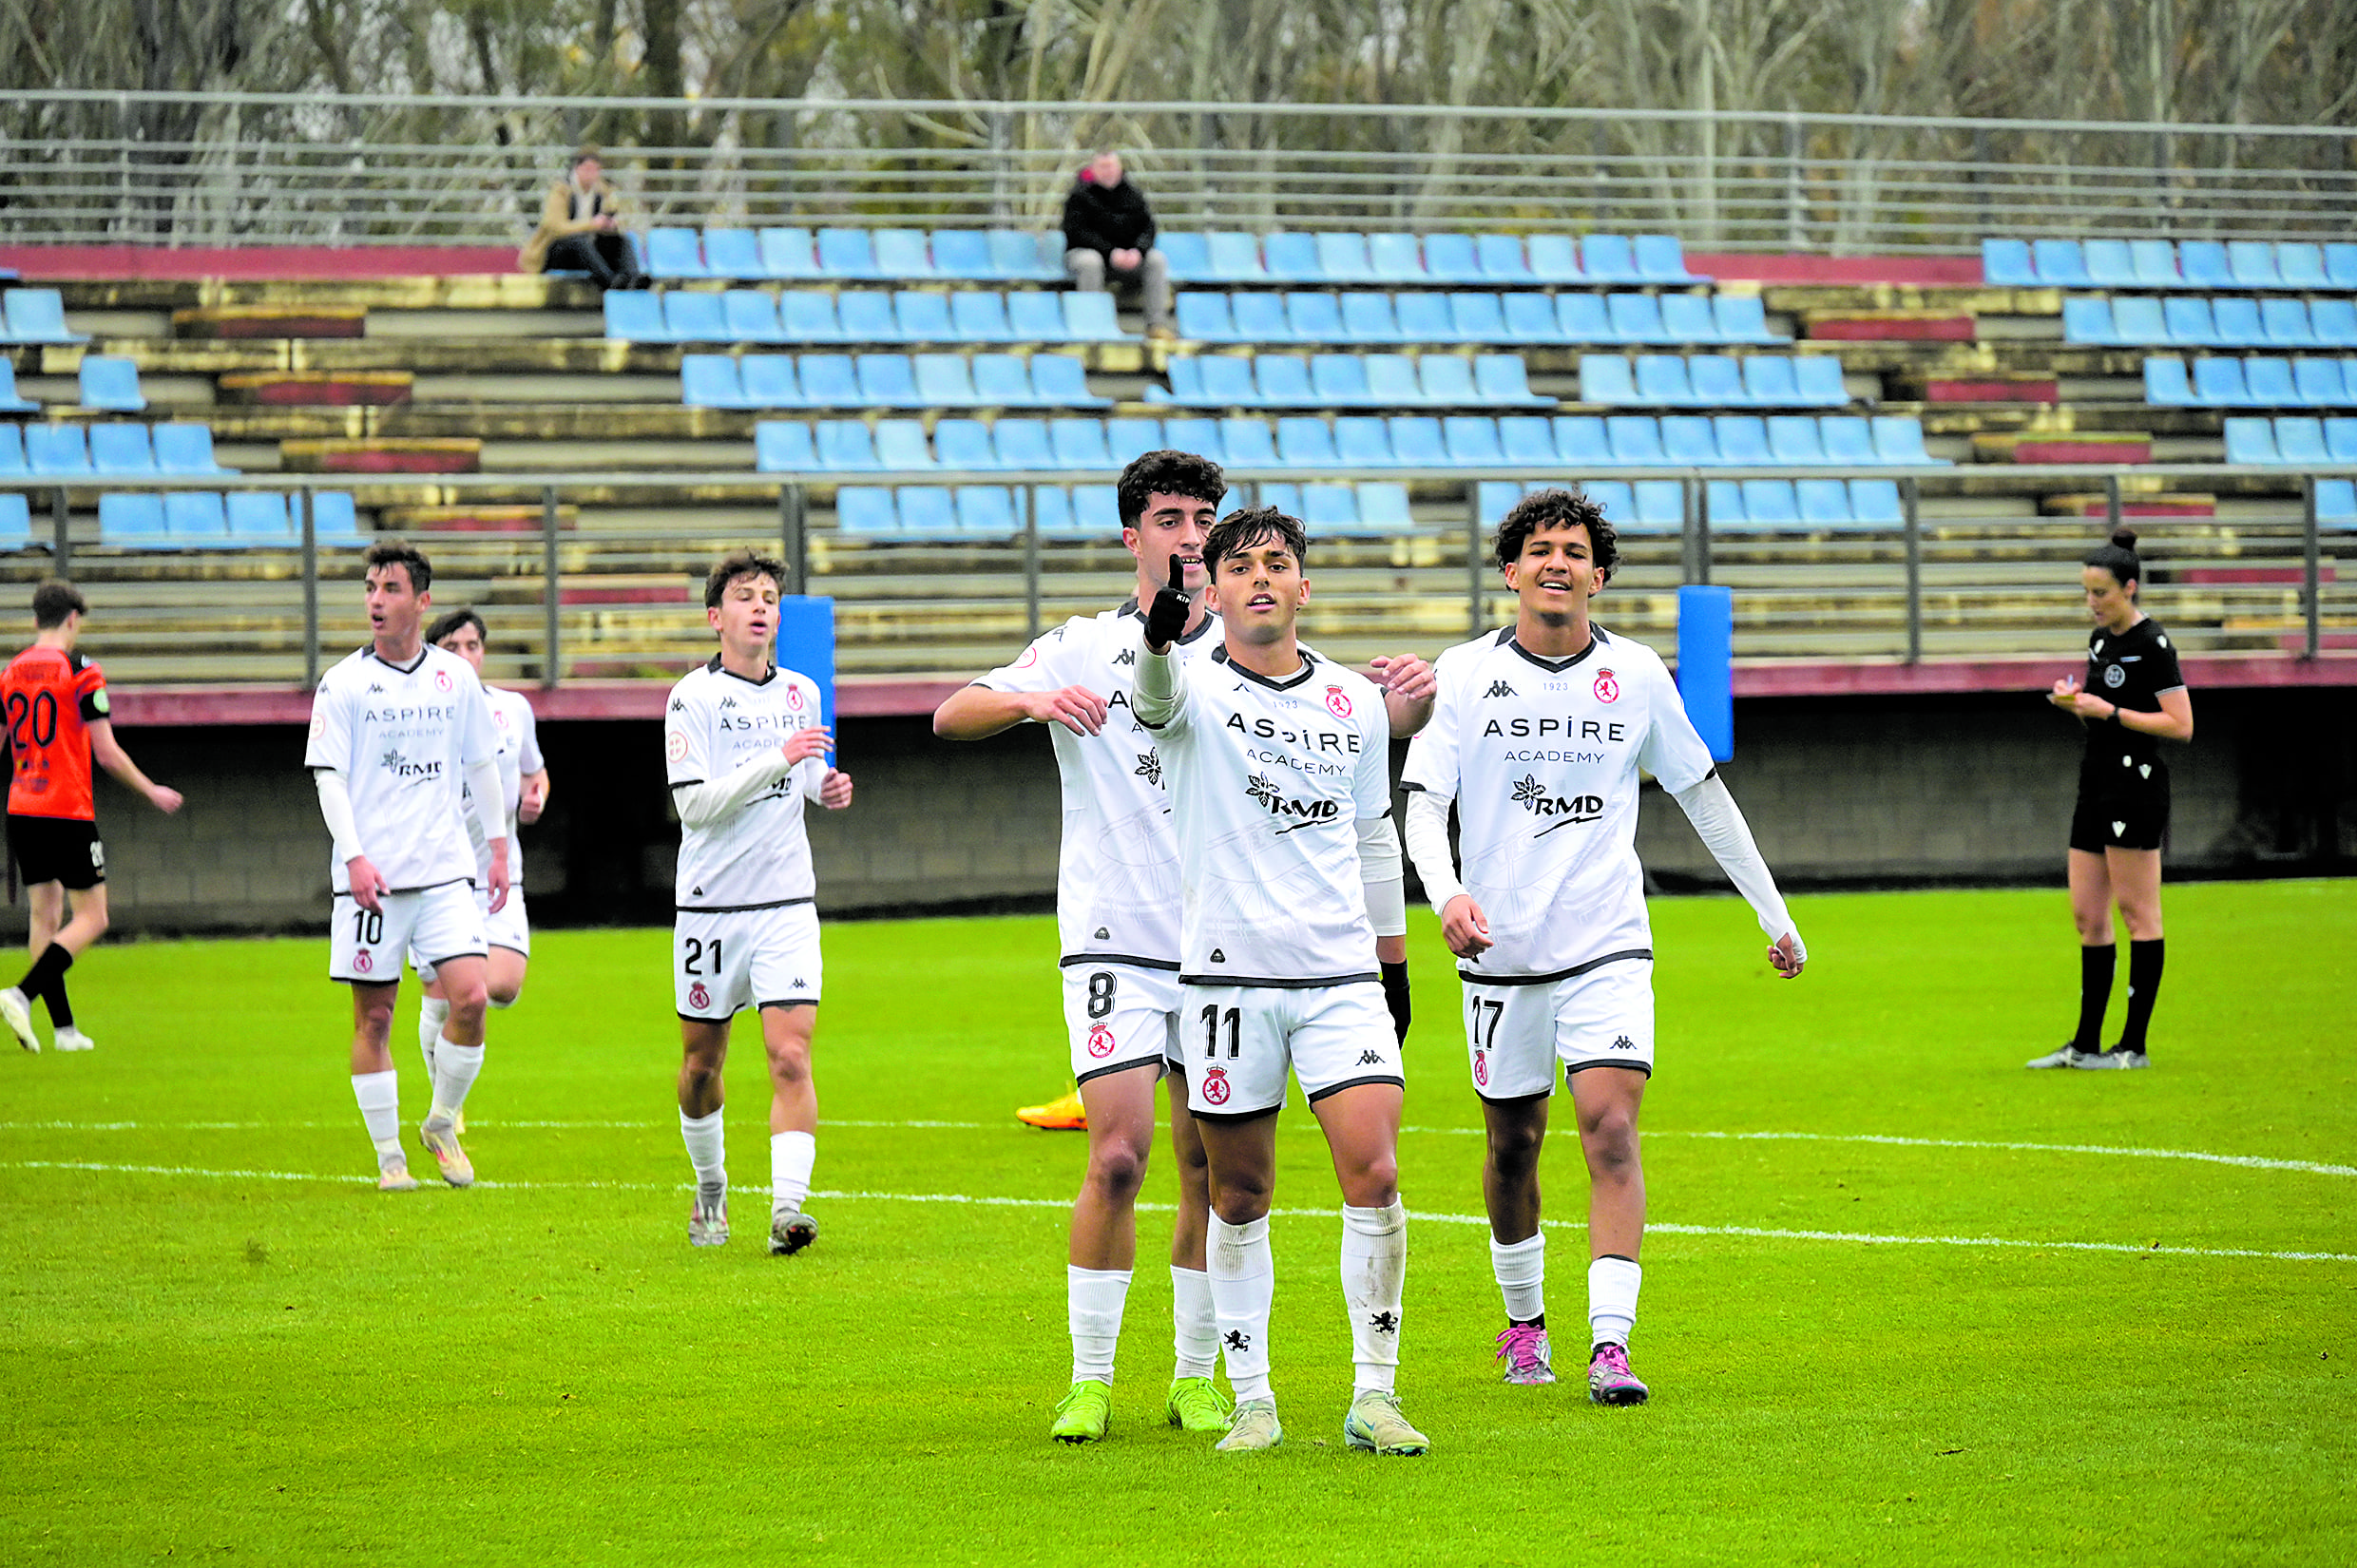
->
[975,602,1222,969]
[664,657,828,910]
[1401,625,1715,982]
[460,686,544,887]
[1140,640,1391,987]
[304,643,501,895]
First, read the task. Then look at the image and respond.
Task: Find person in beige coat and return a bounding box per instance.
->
[521,148,644,289]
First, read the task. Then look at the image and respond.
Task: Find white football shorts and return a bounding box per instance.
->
[1062,961,1179,1084]
[331,880,486,985]
[411,885,529,983]
[674,902,821,1022]
[1462,957,1656,1100]
[1178,981,1403,1118]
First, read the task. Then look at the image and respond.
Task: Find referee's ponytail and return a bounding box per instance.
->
[2084,526,2141,588]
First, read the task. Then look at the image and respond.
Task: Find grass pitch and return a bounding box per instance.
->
[1,881,2351,1566]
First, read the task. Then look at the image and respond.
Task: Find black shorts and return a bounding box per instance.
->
[8,813,105,890]
[2069,776,2170,854]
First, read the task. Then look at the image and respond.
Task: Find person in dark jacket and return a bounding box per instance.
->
[1062,151,1174,338]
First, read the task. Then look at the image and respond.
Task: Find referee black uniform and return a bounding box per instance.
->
[2067,617,2184,855]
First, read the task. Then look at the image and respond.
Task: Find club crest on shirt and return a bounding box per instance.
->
[666,730,690,763]
[688,981,711,1010]
[1325,685,1352,719]
[1473,1049,1488,1087]
[1086,1023,1117,1059]
[353,948,373,973]
[1593,669,1619,703]
[1201,1065,1232,1105]
[786,684,805,710]
[434,668,453,693]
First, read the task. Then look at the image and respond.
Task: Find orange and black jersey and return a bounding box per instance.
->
[3,646,109,821]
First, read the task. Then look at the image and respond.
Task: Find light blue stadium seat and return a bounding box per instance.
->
[1607,294,1667,343]
[1739,480,1799,527]
[989,230,1062,282]
[930,231,993,281]
[2220,416,2279,463]
[646,228,707,278]
[1581,355,1638,406]
[913,354,979,406]
[2032,239,2090,287]
[1230,293,1293,343]
[1198,355,1260,406]
[2228,241,2283,289]
[2277,243,2328,290]
[994,418,1056,469]
[663,292,729,341]
[1870,415,1940,465]
[1660,415,1719,465]
[309,491,359,540]
[2317,478,2357,524]
[815,419,882,470]
[164,490,228,543]
[604,291,668,340]
[1219,417,1278,468]
[225,490,291,544]
[2105,296,2164,344]
[1262,233,1322,283]
[3,290,86,345]
[1423,234,1485,284]
[1339,292,1405,344]
[1741,355,1799,406]
[969,354,1034,406]
[1475,235,1534,284]
[2178,240,2232,289]
[2213,297,2267,347]
[1636,235,1707,283]
[1394,293,1454,342]
[1051,417,1115,468]
[779,291,842,342]
[1256,481,1302,516]
[681,354,751,409]
[891,485,953,537]
[1488,416,1547,467]
[2191,357,2248,406]
[2274,416,2329,464]
[798,354,860,405]
[895,291,955,341]
[740,354,801,408]
[1660,294,1720,344]
[2167,296,2225,345]
[1527,235,1582,283]
[1795,478,1851,527]
[1007,292,1068,341]
[1442,416,1504,467]
[1420,355,1481,406]
[1030,354,1108,408]
[1584,481,1636,526]
[1715,415,1772,466]
[79,356,145,412]
[873,418,934,469]
[2246,359,2299,407]
[1793,355,1849,406]
[2144,357,2194,406]
[1176,293,1237,342]
[1606,415,1665,465]
[933,418,998,470]
[1106,417,1164,466]
[1161,417,1223,464]
[1477,481,1523,526]
[836,291,900,342]
[1633,355,1694,406]
[1819,416,1876,466]
[834,487,897,536]
[760,229,819,280]
[756,421,817,471]
[1849,479,1905,526]
[816,229,881,279]
[1276,416,1337,468]
[1335,417,1395,467]
[1554,416,1612,467]
[1688,354,1747,406]
[1027,484,1077,535]
[1557,294,1616,345]
[701,230,763,280]
[1767,414,1827,465]
[2328,245,2357,290]
[1069,482,1121,533]
[1631,479,1685,532]
[1714,295,1785,344]
[1355,482,1414,533]
[1448,293,1508,342]
[722,290,786,343]
[88,424,156,477]
[1156,233,1214,283]
[1204,233,1267,284]
[1499,292,1564,346]
[1299,482,1358,530]
[2130,240,2183,287]
[950,485,1015,537]
[2261,298,2316,349]
[2060,296,2115,344]
[98,492,166,547]
[1982,239,2035,286]
[2312,299,2357,349]
[1286,293,1346,342]
[1314,233,1376,285]
[2325,418,2357,462]
[1388,416,1447,466]
[0,361,35,412]
[1704,480,1747,526]
[1365,354,1423,406]
[2082,239,2137,289]
[873,230,933,280]
[950,291,1018,343]
[1581,235,1644,284]
[2292,358,2347,407]
[1368,234,1427,283]
[1313,354,1373,406]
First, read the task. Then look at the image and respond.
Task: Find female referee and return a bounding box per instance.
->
[2029,527,2194,1071]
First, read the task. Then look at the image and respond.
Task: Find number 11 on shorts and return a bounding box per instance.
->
[1200,1004,1238,1059]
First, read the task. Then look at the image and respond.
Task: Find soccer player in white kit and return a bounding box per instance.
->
[412,608,552,1116]
[934,452,1435,1445]
[1135,505,1429,1457]
[668,550,853,1255]
[306,543,510,1192]
[1400,488,1806,1403]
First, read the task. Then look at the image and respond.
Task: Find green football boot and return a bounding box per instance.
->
[1050,1379,1113,1444]
[1165,1376,1234,1434]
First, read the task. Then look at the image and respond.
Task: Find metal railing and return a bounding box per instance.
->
[7,90,2357,255]
[2,465,2348,693]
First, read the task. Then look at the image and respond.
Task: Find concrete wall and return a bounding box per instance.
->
[20,688,2350,938]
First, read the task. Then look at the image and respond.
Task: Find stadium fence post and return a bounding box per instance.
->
[779,483,807,596]
[541,485,561,690]
[2104,472,2120,534]
[1784,116,1806,249]
[1903,476,1922,664]
[1023,481,1042,641]
[299,488,318,688]
[1466,482,1484,636]
[2303,475,2321,661]
[1682,474,1711,585]
[49,487,69,576]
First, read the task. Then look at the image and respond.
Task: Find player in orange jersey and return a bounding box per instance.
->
[0,581,182,1052]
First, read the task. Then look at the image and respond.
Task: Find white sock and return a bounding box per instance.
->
[417,996,450,1079]
[428,1040,484,1126]
[1067,1266,1131,1385]
[771,1129,815,1214]
[1171,1265,1218,1381]
[351,1069,401,1165]
[1341,1201,1408,1395]
[1207,1214,1274,1404]
[1491,1231,1546,1323]
[1589,1253,1642,1348]
[680,1107,726,1190]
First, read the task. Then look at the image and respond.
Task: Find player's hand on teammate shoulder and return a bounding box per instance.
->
[1441,894,1492,960]
[1769,931,1806,979]
[818,769,853,810]
[1368,654,1437,705]
[782,724,833,765]
[1024,685,1109,736]
[1141,553,1192,652]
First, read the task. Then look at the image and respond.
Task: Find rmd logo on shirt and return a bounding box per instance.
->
[1243,772,1341,832]
[1511,774,1606,831]
[377,748,444,781]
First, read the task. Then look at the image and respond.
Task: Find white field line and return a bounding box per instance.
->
[4,1160,2350,1265]
[5,1119,2351,1178]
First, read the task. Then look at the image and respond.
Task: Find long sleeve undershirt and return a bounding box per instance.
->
[672,745,802,831]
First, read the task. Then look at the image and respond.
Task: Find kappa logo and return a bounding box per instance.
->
[668,698,687,714]
[1086,1023,1117,1059]
[1244,773,1340,833]
[791,978,809,990]
[1209,947,1226,964]
[1222,1329,1252,1352]
[719,696,739,710]
[1355,1049,1384,1066]
[1484,679,1517,699]
[367,681,386,695]
[1324,684,1353,720]
[1114,647,1137,667]
[1369,1311,1399,1335]
[1201,1065,1232,1105]
[1610,1034,1637,1052]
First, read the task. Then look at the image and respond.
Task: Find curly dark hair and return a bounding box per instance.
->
[1495,487,1619,583]
[1117,449,1227,533]
[705,549,787,608]
[1203,505,1309,573]
[363,540,432,593]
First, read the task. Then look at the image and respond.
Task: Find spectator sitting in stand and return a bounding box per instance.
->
[1062,150,1174,339]
[521,145,645,291]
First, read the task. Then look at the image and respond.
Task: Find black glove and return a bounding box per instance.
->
[1142,552,1191,649]
[1381,959,1410,1043]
